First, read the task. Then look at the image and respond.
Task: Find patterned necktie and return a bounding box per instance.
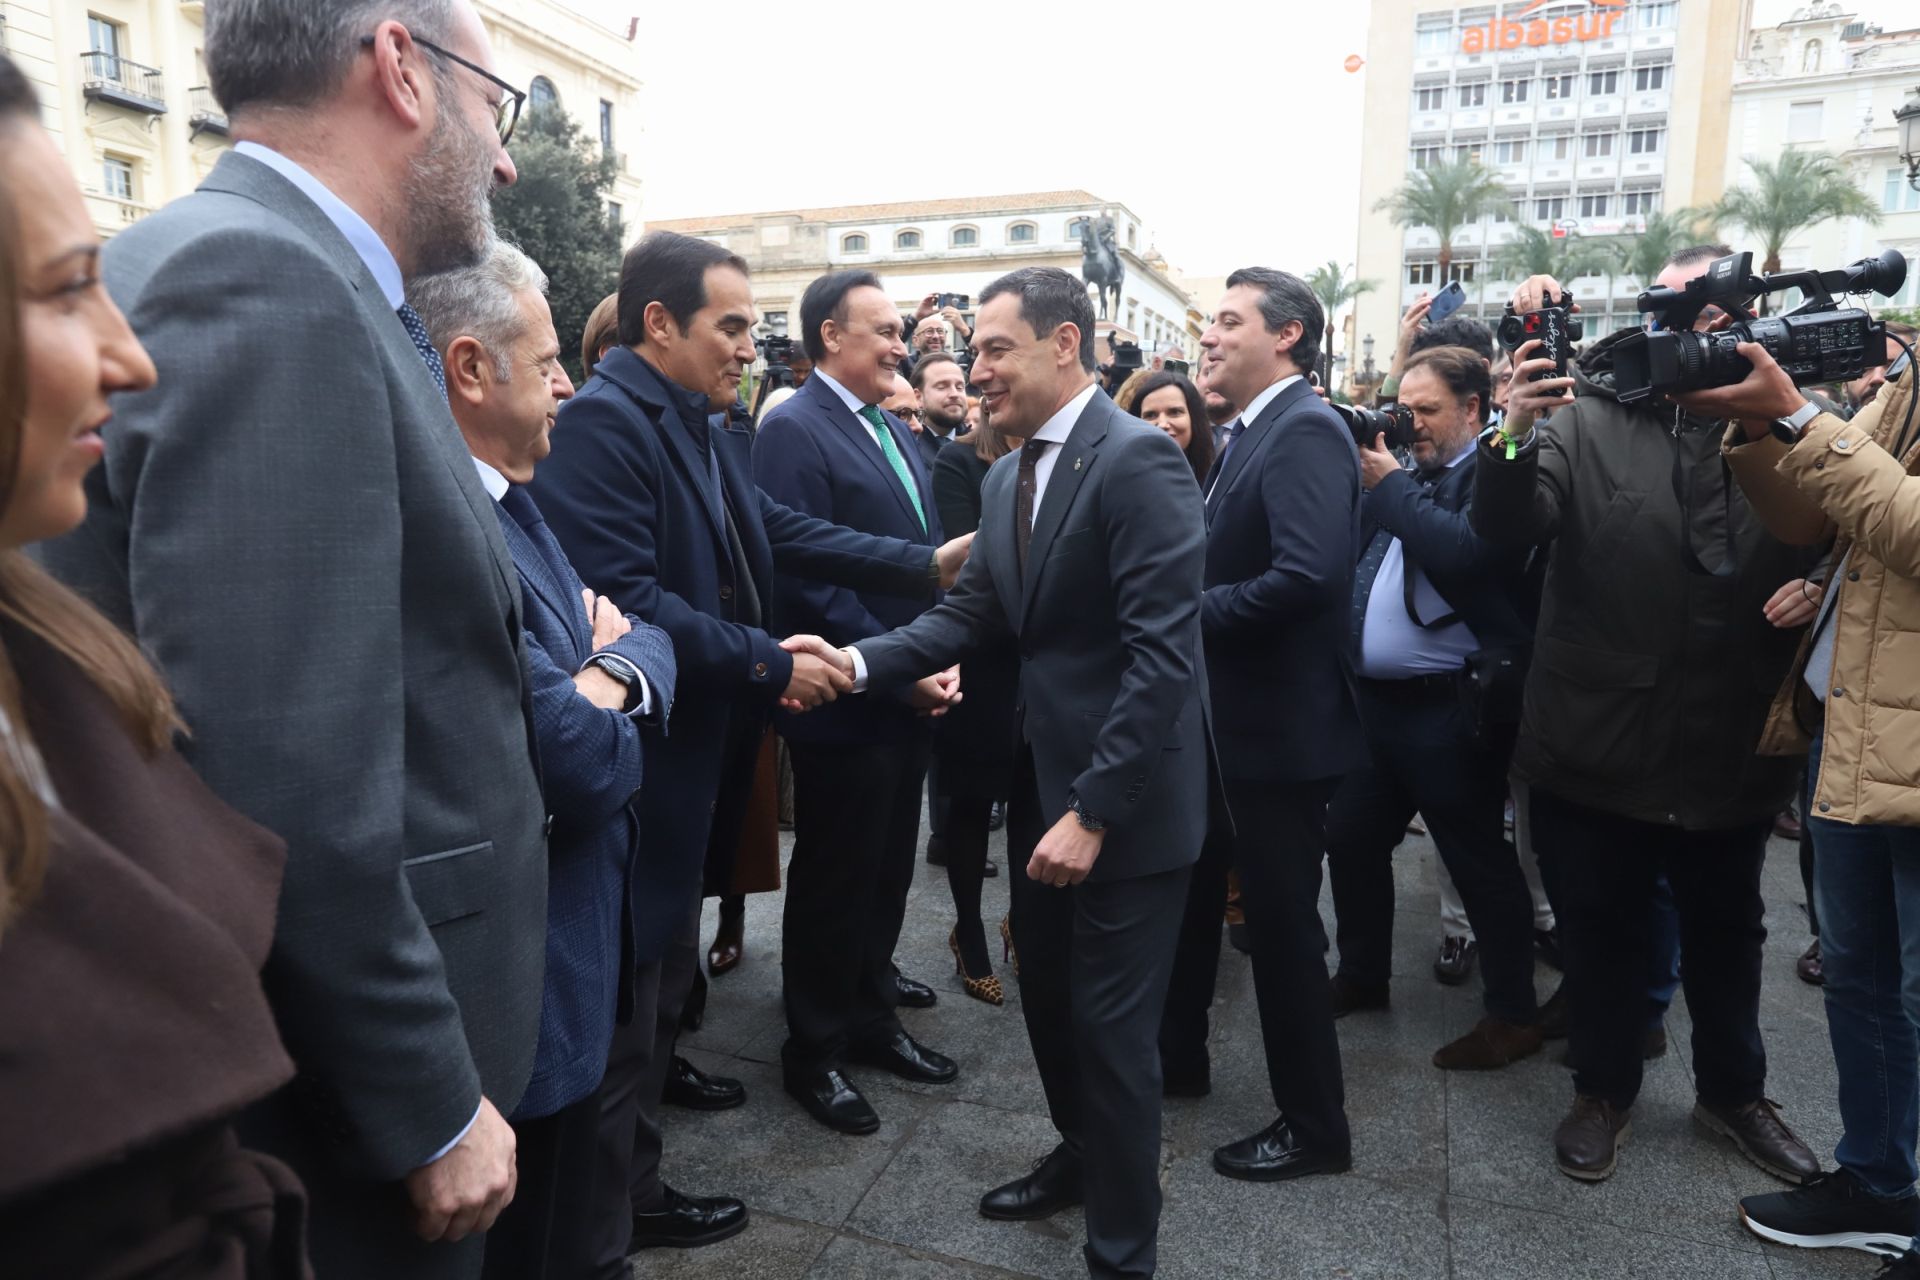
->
[397,303,447,397]
[857,405,927,533]
[1205,418,1244,499]
[1350,526,1393,652]
[1015,438,1049,581]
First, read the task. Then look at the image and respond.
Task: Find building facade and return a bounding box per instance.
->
[648,192,1203,358]
[0,0,642,239]
[1726,5,1920,311]
[1352,0,1742,357]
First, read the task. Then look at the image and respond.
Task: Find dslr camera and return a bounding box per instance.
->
[1498,290,1584,382]
[1613,248,1908,404]
[1331,401,1417,450]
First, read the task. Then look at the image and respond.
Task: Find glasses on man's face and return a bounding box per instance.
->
[894,407,922,421]
[362,34,525,144]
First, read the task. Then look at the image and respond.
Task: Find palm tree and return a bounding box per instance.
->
[1373,157,1511,282]
[1609,207,1718,292]
[1714,151,1880,312]
[1490,225,1610,288]
[1305,260,1376,387]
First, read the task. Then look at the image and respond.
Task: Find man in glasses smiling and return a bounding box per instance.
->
[38,3,542,1280]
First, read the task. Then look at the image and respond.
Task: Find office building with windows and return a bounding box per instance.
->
[648,191,1203,357]
[0,0,642,239]
[1352,0,1742,361]
[1726,5,1920,313]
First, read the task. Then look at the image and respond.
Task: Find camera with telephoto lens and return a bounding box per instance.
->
[1331,401,1418,450]
[1497,291,1584,382]
[1613,249,1908,405]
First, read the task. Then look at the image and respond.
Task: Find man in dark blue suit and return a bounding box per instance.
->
[1161,268,1359,1183]
[1326,344,1551,1070]
[527,232,973,1274]
[754,270,960,1135]
[410,242,681,1279]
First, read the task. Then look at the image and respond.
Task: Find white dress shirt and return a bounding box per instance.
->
[1356,443,1481,679]
[1206,374,1300,500]
[846,380,1098,690]
[234,141,404,309]
[475,458,653,717]
[811,367,889,448]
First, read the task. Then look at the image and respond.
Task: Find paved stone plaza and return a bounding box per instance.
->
[652,823,1880,1280]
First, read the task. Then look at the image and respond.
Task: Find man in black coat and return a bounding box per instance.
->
[794,266,1210,1280]
[1159,268,1358,1183]
[1326,343,1549,1069]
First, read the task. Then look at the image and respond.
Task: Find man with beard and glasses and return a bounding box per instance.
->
[37,4,539,1278]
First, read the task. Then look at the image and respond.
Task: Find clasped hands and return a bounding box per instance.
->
[776,634,962,718]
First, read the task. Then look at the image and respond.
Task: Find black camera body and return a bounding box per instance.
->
[756,333,795,367]
[1497,292,1584,381]
[1613,248,1908,405]
[1331,401,1417,451]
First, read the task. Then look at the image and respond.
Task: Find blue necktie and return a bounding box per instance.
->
[1351,527,1393,652]
[1204,418,1244,499]
[397,303,447,397]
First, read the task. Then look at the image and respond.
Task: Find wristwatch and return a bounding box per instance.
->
[1770,400,1821,445]
[1067,793,1106,833]
[584,653,639,711]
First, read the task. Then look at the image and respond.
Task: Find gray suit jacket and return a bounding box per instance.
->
[36,151,547,1185]
[859,388,1213,880]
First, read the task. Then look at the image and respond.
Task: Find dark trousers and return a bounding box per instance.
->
[1006,750,1189,1280]
[481,1093,601,1280]
[586,901,700,1280]
[1531,788,1769,1110]
[1326,680,1539,1025]
[782,735,930,1071]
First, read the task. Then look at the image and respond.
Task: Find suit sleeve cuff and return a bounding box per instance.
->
[417,1102,481,1169]
[846,646,871,693]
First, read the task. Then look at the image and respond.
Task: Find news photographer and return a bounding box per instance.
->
[1695,317,1920,1265]
[1325,345,1550,1070]
[1470,246,1824,1188]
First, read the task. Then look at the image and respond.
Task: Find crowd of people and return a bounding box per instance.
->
[5,2,1920,1279]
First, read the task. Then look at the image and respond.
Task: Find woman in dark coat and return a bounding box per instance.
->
[929,416,1024,1004]
[0,51,309,1277]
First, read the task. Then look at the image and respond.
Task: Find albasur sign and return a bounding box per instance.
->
[1460,0,1627,53]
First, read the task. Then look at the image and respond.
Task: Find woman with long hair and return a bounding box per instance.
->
[1132,370,1215,482]
[0,52,308,1276]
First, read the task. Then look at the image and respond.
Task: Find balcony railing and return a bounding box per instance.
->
[81,51,167,115]
[188,86,228,136]
[85,191,155,233]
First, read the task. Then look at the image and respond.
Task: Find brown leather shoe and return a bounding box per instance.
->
[1797,939,1825,986]
[707,908,744,977]
[1433,1016,1545,1070]
[1554,1095,1631,1181]
[1694,1098,1821,1185]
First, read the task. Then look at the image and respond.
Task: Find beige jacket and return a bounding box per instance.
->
[1724,364,1920,825]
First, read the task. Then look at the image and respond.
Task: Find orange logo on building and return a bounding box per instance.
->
[1460,0,1627,53]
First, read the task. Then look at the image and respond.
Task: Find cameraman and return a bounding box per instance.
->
[1471,247,1823,1188]
[1327,345,1549,1069]
[1695,335,1920,1263]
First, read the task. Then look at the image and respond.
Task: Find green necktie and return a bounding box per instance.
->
[857,404,927,534]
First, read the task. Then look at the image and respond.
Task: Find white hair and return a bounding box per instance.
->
[405,239,549,381]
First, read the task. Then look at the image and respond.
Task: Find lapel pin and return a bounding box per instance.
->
[1074,457,1083,471]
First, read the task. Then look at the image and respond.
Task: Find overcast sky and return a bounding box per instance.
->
[570,0,1915,279]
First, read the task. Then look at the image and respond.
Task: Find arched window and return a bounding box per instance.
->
[950,225,978,248]
[842,232,869,253]
[1801,39,1822,73]
[895,229,923,250]
[1066,217,1090,240]
[528,76,559,115]
[1008,221,1037,244]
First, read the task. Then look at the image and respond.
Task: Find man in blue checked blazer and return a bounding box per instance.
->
[409,243,679,1280]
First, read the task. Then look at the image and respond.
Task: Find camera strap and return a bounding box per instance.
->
[1666,409,1738,578]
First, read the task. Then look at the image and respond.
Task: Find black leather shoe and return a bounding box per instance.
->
[1213,1117,1353,1183]
[783,1066,879,1134]
[629,1185,749,1250]
[983,857,999,878]
[851,1031,958,1084]
[1163,1063,1212,1098]
[663,1055,745,1111]
[979,1145,1084,1220]
[989,800,1007,831]
[925,836,948,866]
[894,973,938,1008]
[1329,973,1390,1018]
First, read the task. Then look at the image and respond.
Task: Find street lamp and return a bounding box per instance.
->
[1898,84,1920,192]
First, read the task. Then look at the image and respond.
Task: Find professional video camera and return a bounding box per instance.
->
[1497,290,1584,382]
[751,333,799,420]
[1330,400,1417,450]
[1613,248,1908,404]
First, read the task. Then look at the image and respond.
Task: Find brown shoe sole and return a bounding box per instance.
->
[1556,1120,1630,1182]
[1692,1105,1818,1186]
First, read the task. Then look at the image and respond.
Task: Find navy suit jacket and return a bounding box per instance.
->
[528,348,937,960]
[493,485,676,1120]
[1200,378,1366,783]
[1359,448,1540,656]
[753,374,944,746]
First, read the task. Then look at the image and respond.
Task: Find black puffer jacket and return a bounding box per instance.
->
[1471,328,1819,829]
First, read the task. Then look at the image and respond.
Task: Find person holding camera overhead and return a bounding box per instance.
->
[1701,320,1920,1269]
[1470,247,1824,1187]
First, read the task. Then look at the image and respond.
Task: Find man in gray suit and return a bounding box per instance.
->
[793,266,1212,1279]
[36,3,542,1276]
